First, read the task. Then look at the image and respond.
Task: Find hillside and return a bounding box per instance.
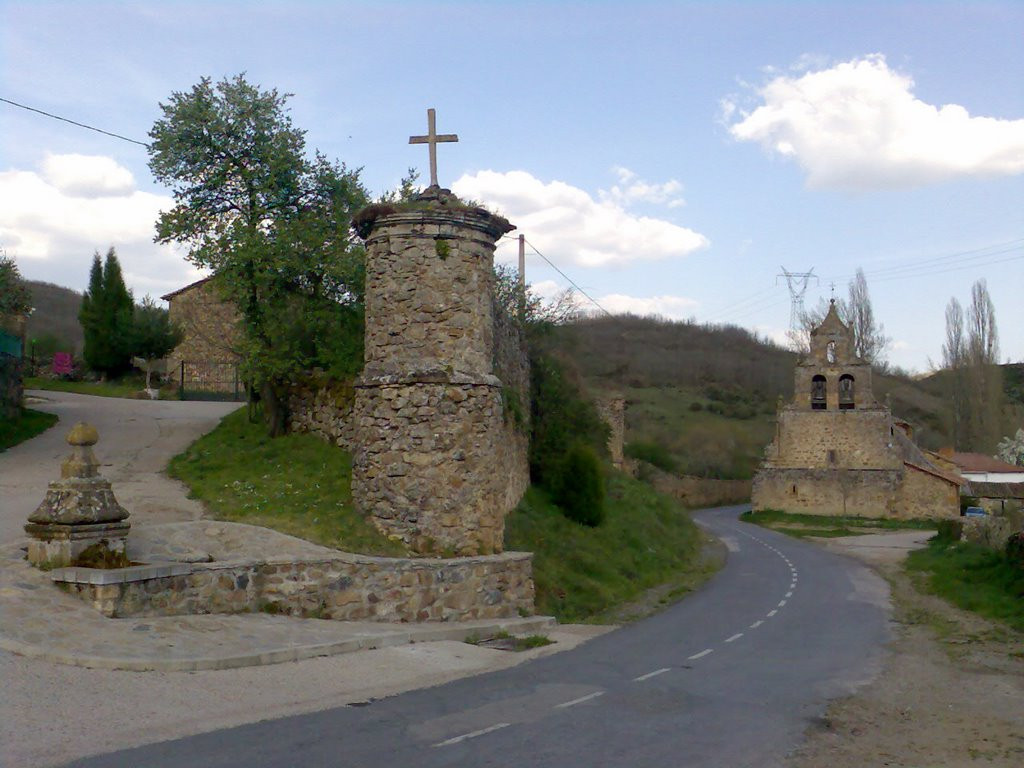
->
[548,315,1023,479]
[24,281,83,355]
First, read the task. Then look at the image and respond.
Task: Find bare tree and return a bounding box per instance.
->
[846,269,889,364]
[967,279,999,366]
[942,298,969,448]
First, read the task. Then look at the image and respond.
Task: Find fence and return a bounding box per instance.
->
[178,361,244,402]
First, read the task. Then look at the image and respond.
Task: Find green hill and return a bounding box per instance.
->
[24,280,83,356]
[547,315,1022,479]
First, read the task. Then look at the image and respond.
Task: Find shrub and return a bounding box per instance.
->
[624,440,677,473]
[1006,531,1024,568]
[935,519,964,542]
[552,444,605,527]
[688,401,703,412]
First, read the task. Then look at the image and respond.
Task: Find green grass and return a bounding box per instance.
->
[906,537,1024,632]
[505,471,707,623]
[741,509,938,538]
[168,408,406,556]
[25,375,155,399]
[619,384,775,480]
[0,407,59,451]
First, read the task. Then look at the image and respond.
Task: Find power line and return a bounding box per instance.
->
[0,96,150,147]
[520,236,611,317]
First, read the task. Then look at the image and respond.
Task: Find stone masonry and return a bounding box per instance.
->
[752,301,959,519]
[53,548,534,622]
[161,276,242,391]
[352,187,523,555]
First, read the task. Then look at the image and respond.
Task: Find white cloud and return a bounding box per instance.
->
[594,293,698,319]
[726,54,1024,189]
[452,169,709,268]
[41,153,136,198]
[600,166,686,208]
[0,154,195,298]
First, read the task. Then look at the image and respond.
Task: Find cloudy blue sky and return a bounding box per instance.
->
[1,1,1022,373]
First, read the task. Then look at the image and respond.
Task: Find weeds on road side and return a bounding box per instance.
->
[168,408,406,556]
[505,472,710,623]
[25,375,162,400]
[741,509,937,539]
[0,408,58,451]
[464,631,554,651]
[906,538,1024,633]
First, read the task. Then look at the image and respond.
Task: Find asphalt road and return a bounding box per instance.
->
[62,505,891,768]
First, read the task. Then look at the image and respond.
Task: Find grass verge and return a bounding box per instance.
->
[741,509,937,538]
[168,408,406,556]
[0,407,59,451]
[906,537,1024,633]
[25,376,157,399]
[505,471,709,623]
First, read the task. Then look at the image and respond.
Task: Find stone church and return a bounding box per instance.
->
[752,301,960,519]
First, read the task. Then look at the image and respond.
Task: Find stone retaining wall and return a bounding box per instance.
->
[638,462,752,508]
[287,376,355,448]
[53,550,534,622]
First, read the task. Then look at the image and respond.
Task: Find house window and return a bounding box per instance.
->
[827,449,837,464]
[811,375,827,410]
[839,374,855,410]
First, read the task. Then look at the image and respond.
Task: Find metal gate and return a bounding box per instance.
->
[178,360,243,401]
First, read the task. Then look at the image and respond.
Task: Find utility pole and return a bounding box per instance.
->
[517,234,526,320]
[777,266,817,331]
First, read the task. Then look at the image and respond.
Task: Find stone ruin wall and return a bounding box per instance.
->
[491,298,530,511]
[0,354,22,421]
[56,549,534,622]
[595,396,626,469]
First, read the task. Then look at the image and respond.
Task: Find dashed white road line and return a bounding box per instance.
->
[725,633,743,643]
[767,609,778,617]
[634,667,671,682]
[555,691,605,709]
[777,599,787,607]
[749,620,764,629]
[688,648,714,660]
[433,722,512,747]
[785,591,793,598]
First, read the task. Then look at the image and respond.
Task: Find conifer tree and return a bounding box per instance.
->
[79,247,134,377]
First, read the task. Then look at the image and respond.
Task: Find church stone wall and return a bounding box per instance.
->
[898,465,961,520]
[772,408,899,470]
[752,468,901,517]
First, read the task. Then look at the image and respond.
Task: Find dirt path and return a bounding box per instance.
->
[789,534,1024,767]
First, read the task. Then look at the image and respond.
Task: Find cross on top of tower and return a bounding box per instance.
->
[409,108,458,188]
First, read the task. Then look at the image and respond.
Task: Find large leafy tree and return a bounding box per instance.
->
[147,74,369,434]
[0,252,32,318]
[79,248,134,377]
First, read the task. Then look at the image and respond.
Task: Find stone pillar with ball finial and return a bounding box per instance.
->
[25,422,130,567]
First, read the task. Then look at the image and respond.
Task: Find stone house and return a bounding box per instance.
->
[161,276,242,394]
[751,301,960,519]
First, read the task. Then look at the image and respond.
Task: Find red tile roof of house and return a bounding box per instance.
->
[950,452,1023,474]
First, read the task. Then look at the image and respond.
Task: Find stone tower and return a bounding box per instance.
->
[352,187,521,555]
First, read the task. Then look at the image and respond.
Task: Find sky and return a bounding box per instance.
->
[1,0,1022,373]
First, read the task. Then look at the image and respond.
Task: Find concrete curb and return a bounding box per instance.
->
[0,615,557,672]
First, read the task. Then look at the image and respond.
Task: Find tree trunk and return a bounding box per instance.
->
[261,380,289,437]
